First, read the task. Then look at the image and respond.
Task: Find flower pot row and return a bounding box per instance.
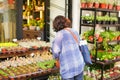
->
[81,2,120,11]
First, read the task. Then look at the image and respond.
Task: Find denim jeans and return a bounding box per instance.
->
[62,72,83,80]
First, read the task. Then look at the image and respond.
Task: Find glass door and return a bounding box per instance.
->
[0,0,16,42]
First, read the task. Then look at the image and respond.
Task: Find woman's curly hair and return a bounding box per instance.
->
[53,15,72,32]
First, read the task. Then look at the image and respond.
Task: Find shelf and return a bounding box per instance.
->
[4,67,59,80]
[108,40,120,45]
[92,58,120,65]
[81,24,120,27]
[0,47,50,58]
[81,8,118,13]
[81,24,94,27]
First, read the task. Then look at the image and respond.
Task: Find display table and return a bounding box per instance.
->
[23,30,43,39]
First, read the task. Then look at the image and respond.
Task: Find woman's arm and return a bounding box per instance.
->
[52,32,63,59]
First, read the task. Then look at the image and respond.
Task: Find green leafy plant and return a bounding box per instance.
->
[86,0,94,3]
[99,0,107,4]
[81,0,86,3]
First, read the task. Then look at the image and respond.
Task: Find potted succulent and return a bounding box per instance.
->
[81,0,86,8]
[93,0,100,8]
[86,0,94,8]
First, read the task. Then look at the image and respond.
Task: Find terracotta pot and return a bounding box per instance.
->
[55,60,60,68]
[108,4,113,9]
[94,3,99,8]
[117,36,120,40]
[81,3,86,8]
[8,0,14,4]
[100,3,107,9]
[86,3,93,8]
[105,4,108,9]
[116,5,120,11]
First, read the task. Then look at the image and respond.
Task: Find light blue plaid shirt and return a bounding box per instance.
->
[52,28,85,79]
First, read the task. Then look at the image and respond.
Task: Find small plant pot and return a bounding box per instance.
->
[97,21,105,24]
[109,21,113,24]
[105,21,109,24]
[105,4,108,9]
[117,36,120,40]
[86,3,93,8]
[81,3,86,8]
[100,3,107,9]
[108,4,113,9]
[94,2,99,8]
[29,26,36,30]
[113,21,118,24]
[116,5,120,11]
[83,20,93,24]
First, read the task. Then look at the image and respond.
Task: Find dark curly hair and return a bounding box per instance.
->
[53,15,72,32]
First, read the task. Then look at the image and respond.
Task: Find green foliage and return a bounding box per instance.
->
[100,0,108,3]
[37,59,55,69]
[86,0,94,3]
[82,29,94,40]
[81,0,86,3]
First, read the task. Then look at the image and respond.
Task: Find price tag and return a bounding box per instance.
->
[119,11,120,17]
[30,53,35,57]
[85,14,90,16]
[13,38,17,42]
[79,40,87,46]
[37,37,41,40]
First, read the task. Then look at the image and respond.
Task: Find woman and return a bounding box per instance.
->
[52,15,85,80]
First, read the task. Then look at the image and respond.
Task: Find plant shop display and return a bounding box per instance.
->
[0,39,59,79]
[81,15,118,25]
[80,0,120,11]
[80,7,120,80]
[84,64,120,80]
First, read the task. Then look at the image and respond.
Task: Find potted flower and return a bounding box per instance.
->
[93,0,100,8]
[81,0,86,8]
[86,0,94,8]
